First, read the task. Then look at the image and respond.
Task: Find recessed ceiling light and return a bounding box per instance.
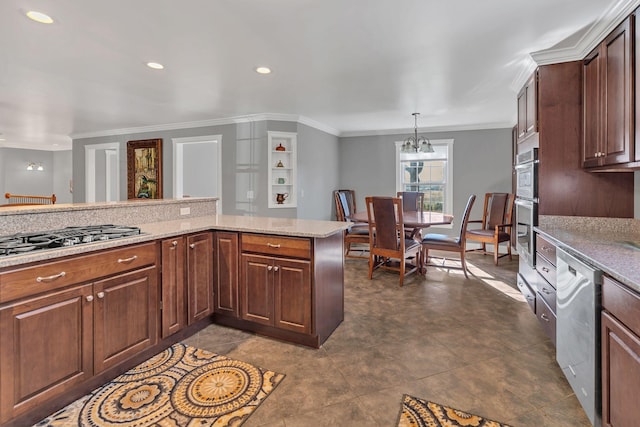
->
[26,11,54,24]
[146,62,164,70]
[256,67,272,74]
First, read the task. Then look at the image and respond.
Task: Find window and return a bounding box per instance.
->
[395,139,454,223]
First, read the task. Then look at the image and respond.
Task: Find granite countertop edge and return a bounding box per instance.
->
[0,215,350,269]
[535,224,640,293]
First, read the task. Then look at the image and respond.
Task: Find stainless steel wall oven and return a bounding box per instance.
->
[514,148,538,267]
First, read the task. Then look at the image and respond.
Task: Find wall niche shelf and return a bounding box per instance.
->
[267,131,297,208]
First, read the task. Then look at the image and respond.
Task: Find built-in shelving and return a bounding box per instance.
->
[267,131,297,208]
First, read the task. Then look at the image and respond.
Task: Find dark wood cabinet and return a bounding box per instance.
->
[214,231,239,318]
[517,72,537,142]
[601,276,640,427]
[534,234,557,345]
[0,243,157,424]
[93,266,158,373]
[0,285,93,423]
[530,61,633,217]
[240,253,311,334]
[161,237,186,338]
[186,232,214,324]
[161,232,214,334]
[583,17,634,168]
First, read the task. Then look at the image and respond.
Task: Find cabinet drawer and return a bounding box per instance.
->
[517,273,536,313]
[535,275,556,313]
[241,234,311,259]
[536,234,556,266]
[0,243,157,303]
[536,253,556,289]
[536,293,556,346]
[603,275,640,336]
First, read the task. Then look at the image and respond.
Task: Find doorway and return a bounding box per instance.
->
[85,142,120,202]
[172,135,222,211]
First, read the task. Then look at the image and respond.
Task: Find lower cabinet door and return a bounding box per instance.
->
[274,258,311,334]
[0,285,93,423]
[602,311,640,427]
[187,232,214,324]
[161,237,186,338]
[93,266,158,373]
[240,254,274,326]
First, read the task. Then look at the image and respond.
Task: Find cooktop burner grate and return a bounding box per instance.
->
[0,225,142,256]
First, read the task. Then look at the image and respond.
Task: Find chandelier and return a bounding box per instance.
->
[401,113,434,153]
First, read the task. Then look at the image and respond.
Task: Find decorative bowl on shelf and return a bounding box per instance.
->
[275,143,286,151]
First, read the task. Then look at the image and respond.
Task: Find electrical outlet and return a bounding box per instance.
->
[180,207,190,215]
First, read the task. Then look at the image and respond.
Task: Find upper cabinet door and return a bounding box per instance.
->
[583,16,634,168]
[602,17,633,165]
[516,72,537,143]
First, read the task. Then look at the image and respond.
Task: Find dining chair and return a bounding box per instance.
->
[334,190,370,259]
[365,196,422,287]
[465,192,515,265]
[397,191,425,240]
[421,194,476,278]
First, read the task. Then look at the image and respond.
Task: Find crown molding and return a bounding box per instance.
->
[339,121,514,138]
[530,0,640,65]
[70,113,340,140]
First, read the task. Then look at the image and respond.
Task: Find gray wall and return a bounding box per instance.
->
[53,150,73,203]
[339,128,514,234]
[72,120,340,220]
[0,148,55,202]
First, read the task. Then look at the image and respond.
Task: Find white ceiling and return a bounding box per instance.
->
[0,0,630,151]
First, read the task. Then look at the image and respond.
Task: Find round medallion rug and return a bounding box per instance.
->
[35,343,285,427]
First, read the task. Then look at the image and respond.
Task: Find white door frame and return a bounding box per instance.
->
[105,149,118,202]
[172,135,222,211]
[85,142,120,202]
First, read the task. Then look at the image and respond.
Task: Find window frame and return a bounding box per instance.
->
[395,139,454,229]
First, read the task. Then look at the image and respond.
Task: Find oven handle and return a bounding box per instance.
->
[514,163,532,170]
[515,198,535,207]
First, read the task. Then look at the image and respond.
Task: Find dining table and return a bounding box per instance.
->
[349,210,453,230]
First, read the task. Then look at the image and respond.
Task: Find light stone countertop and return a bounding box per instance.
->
[535,219,640,293]
[0,214,350,269]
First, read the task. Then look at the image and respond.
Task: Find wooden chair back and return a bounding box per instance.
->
[481,193,514,231]
[397,191,424,212]
[334,189,357,221]
[366,197,404,255]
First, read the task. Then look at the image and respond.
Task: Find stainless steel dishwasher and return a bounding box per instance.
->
[556,248,603,427]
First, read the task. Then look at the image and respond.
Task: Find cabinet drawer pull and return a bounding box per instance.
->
[267,243,281,248]
[268,265,273,271]
[86,295,94,302]
[36,271,66,282]
[542,267,549,273]
[189,244,196,249]
[172,241,178,246]
[273,266,279,272]
[117,255,138,263]
[97,291,105,299]
[541,313,550,322]
[542,288,552,295]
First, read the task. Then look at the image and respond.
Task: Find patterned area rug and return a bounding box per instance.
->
[35,343,285,427]
[397,394,512,427]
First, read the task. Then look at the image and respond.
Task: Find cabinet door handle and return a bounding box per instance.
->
[542,267,549,273]
[267,265,273,271]
[172,240,178,246]
[541,313,550,322]
[542,288,552,294]
[117,255,138,263]
[97,291,105,299]
[267,243,281,248]
[273,266,279,272]
[36,271,66,282]
[86,295,94,302]
[189,244,196,249]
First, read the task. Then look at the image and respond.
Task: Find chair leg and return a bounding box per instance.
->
[460,251,469,279]
[508,242,512,261]
[368,253,375,280]
[494,239,499,265]
[399,257,405,287]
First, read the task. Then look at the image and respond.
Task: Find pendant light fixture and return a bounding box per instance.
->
[401,113,434,153]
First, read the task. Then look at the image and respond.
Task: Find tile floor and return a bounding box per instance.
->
[183,253,592,427]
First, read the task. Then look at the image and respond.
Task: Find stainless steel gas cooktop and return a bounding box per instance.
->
[0,225,142,257]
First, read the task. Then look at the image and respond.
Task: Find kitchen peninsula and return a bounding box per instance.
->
[0,198,349,426]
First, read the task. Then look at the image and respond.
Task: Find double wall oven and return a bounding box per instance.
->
[514,148,538,267]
